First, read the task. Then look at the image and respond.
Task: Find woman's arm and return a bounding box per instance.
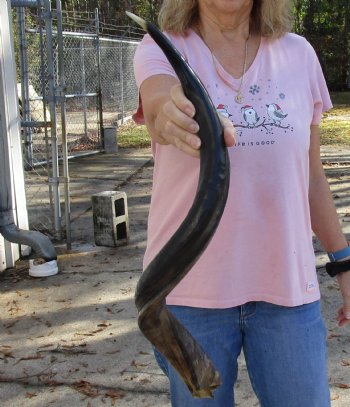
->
[309,124,350,326]
[139,74,236,158]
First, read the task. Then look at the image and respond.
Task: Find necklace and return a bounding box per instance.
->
[197,26,250,104]
[234,37,249,104]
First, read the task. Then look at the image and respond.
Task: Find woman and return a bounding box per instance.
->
[133,1,350,406]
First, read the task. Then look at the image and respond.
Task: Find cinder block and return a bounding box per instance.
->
[91,191,129,247]
[103,126,118,153]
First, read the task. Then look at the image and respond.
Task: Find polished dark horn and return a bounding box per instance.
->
[127,12,230,398]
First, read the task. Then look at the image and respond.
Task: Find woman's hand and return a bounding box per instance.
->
[337,271,350,327]
[141,76,236,158]
[159,84,236,158]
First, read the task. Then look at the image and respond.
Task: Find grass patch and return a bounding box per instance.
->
[117,91,350,148]
[320,106,350,145]
[117,121,151,148]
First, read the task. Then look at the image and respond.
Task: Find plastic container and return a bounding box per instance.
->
[29,259,58,277]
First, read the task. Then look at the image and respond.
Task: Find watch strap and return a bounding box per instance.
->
[326,258,350,277]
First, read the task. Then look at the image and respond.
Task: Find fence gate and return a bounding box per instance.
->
[12,0,141,248]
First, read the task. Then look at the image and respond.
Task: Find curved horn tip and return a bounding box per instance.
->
[125,11,147,30]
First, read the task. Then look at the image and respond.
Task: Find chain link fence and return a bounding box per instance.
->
[14,3,142,242]
[100,37,140,126]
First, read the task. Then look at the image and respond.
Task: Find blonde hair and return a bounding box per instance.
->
[158,0,293,38]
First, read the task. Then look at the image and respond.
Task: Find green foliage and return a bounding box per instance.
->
[57,1,350,91]
[330,91,350,105]
[59,0,162,26]
[293,1,350,91]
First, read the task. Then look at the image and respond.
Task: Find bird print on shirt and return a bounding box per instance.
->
[241,105,260,127]
[266,103,288,125]
[216,104,232,119]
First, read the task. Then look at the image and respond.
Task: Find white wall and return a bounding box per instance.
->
[0,0,29,270]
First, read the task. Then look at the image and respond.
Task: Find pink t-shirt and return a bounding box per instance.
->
[134,30,332,308]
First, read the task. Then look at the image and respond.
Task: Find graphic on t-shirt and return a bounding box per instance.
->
[241,105,260,127]
[266,103,288,125]
[233,101,291,139]
[216,104,232,119]
[213,78,294,146]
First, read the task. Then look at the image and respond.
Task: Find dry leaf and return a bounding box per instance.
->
[328,333,342,339]
[14,353,44,365]
[4,319,20,329]
[72,380,100,397]
[105,389,124,399]
[25,392,37,399]
[0,350,15,358]
[334,383,350,389]
[131,360,151,368]
[341,359,350,366]
[123,375,137,381]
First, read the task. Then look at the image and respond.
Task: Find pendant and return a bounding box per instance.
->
[235,93,244,104]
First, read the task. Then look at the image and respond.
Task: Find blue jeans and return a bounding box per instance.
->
[154,301,330,407]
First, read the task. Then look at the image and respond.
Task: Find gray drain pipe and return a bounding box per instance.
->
[0,130,57,263]
[0,215,57,262]
[1,0,56,269]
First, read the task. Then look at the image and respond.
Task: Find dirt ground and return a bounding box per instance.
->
[0,146,350,406]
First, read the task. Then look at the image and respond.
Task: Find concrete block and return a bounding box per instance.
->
[103,126,118,153]
[91,191,129,247]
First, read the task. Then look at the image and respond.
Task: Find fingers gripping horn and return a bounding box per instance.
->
[127,12,230,398]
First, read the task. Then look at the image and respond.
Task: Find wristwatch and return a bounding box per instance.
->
[326,258,350,277]
[326,245,350,277]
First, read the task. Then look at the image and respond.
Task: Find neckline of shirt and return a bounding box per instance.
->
[189,28,265,90]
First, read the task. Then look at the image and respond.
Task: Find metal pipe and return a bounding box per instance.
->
[29,92,99,99]
[80,37,88,137]
[11,0,39,7]
[95,8,104,148]
[0,221,57,261]
[17,7,34,169]
[43,0,61,239]
[119,42,125,124]
[0,126,56,261]
[26,27,140,44]
[21,120,51,127]
[65,92,98,98]
[30,149,100,168]
[56,0,71,249]
[37,2,54,216]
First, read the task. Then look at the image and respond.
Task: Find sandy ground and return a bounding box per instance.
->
[0,146,349,406]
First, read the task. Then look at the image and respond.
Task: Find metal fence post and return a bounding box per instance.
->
[80,38,88,138]
[56,0,71,249]
[37,3,54,212]
[17,6,33,169]
[119,42,125,124]
[95,8,104,148]
[43,0,61,240]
